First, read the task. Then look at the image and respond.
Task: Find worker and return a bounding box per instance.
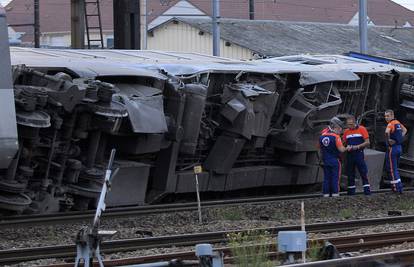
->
[319,117,347,197]
[343,115,371,195]
[384,110,407,193]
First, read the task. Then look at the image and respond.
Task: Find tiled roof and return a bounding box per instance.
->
[173,17,414,60]
[5,0,414,43]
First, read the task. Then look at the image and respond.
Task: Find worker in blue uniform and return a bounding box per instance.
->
[384,110,407,193]
[343,115,371,195]
[319,117,347,197]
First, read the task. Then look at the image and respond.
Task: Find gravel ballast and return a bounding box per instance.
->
[3,191,414,266]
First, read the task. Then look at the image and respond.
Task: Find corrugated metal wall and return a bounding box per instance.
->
[147,21,254,60]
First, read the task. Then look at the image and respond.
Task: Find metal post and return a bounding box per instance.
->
[71,0,85,48]
[359,0,368,54]
[212,0,220,56]
[195,173,202,224]
[93,149,116,228]
[249,0,254,20]
[193,165,203,224]
[142,0,147,49]
[34,0,40,47]
[301,201,306,263]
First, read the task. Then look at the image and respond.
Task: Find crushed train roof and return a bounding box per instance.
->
[9,48,414,81]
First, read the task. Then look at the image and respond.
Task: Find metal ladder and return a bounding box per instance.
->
[84,0,104,48]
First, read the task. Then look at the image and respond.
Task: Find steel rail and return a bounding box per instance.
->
[0,188,409,229]
[3,217,414,265]
[288,248,414,266]
[37,232,414,267]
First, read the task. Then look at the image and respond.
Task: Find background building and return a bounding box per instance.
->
[4,0,414,59]
[148,17,414,60]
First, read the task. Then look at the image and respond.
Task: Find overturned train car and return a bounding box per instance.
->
[1,46,414,213]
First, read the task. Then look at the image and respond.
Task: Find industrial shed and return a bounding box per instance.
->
[148,17,414,60]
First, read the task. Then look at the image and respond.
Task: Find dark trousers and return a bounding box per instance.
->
[346,152,371,195]
[385,145,403,193]
[323,160,341,196]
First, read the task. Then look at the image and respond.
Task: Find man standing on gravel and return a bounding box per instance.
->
[385,110,407,193]
[343,115,371,196]
[319,117,347,197]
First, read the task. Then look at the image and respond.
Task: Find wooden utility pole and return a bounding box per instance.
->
[34,0,40,47]
[249,0,254,20]
[113,0,140,49]
[71,0,85,48]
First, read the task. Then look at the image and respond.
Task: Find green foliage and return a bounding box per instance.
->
[338,208,353,219]
[228,230,274,267]
[307,240,323,261]
[271,211,287,221]
[215,207,246,221]
[317,207,330,219]
[396,199,414,210]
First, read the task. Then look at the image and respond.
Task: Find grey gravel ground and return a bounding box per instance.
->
[11,223,414,267]
[3,191,414,266]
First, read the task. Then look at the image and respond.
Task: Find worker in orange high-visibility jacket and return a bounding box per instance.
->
[384,110,407,193]
[321,127,329,135]
[343,115,371,195]
[319,117,347,197]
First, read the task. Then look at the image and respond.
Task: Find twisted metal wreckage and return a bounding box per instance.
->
[3,13,414,215]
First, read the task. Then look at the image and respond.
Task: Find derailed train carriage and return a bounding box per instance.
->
[1,47,414,214]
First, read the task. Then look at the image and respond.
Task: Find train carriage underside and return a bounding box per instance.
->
[1,48,414,214]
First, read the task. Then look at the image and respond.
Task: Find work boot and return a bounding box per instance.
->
[396,182,403,194]
[347,187,356,195]
[363,185,371,195]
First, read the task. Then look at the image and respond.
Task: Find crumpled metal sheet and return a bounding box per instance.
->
[115,85,168,133]
[299,70,360,86]
[116,83,163,97]
[236,84,273,98]
[220,83,278,139]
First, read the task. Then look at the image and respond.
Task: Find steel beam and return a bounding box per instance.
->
[212,0,220,56]
[359,0,368,53]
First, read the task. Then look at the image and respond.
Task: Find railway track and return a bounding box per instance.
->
[4,216,414,265]
[289,249,414,266]
[31,230,414,267]
[0,188,409,229]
